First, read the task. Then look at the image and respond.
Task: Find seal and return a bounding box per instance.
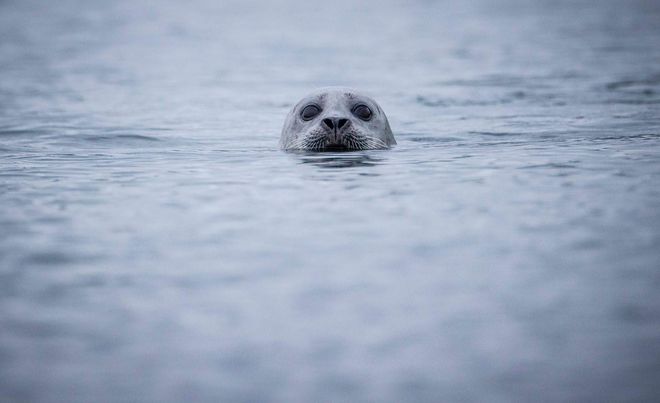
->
[280,87,396,151]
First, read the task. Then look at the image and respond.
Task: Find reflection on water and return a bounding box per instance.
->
[296,152,385,169]
[1,0,660,402]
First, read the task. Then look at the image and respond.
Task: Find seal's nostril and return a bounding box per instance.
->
[323,118,350,132]
[322,118,334,130]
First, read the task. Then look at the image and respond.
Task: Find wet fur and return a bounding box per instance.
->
[280,87,396,151]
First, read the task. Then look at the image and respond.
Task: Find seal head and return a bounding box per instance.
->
[280,87,396,151]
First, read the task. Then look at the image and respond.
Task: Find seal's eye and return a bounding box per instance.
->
[301,104,321,121]
[352,104,373,121]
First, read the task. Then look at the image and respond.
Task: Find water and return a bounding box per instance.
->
[1,0,660,401]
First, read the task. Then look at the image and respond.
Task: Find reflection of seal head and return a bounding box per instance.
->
[280,87,396,151]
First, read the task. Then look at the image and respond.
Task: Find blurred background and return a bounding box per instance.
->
[1,0,660,401]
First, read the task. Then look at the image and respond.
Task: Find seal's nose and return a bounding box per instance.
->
[322,117,350,132]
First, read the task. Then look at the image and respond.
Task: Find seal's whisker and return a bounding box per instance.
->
[368,137,388,149]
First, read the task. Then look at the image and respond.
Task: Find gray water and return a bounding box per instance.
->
[1,0,660,401]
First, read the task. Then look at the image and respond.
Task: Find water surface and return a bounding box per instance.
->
[1,0,660,401]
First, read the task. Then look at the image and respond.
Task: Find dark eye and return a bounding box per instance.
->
[352,104,373,121]
[301,104,321,120]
